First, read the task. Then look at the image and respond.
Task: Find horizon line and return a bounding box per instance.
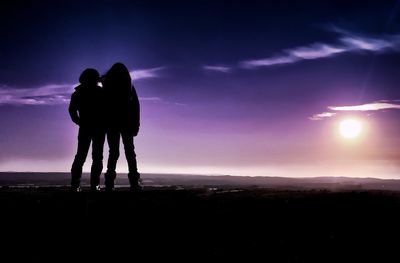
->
[0,171,397,181]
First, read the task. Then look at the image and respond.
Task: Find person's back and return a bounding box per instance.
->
[102,63,141,191]
[70,83,104,129]
[103,64,139,132]
[69,68,106,192]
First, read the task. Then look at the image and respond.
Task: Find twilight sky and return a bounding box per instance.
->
[1,0,400,178]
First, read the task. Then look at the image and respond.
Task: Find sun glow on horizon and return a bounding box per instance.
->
[339,119,363,139]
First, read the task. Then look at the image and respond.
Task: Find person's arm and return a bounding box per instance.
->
[131,85,140,136]
[68,92,80,125]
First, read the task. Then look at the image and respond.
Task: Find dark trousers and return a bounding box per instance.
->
[105,128,139,187]
[71,127,106,187]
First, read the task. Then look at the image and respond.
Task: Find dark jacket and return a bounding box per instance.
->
[68,84,105,129]
[104,84,140,135]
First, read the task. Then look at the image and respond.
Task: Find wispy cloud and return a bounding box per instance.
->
[129,67,164,80]
[340,36,393,51]
[289,44,345,59]
[310,101,400,120]
[0,85,183,107]
[309,112,336,121]
[203,65,232,73]
[138,96,186,106]
[0,66,166,106]
[0,84,74,105]
[241,28,400,69]
[139,97,162,102]
[241,56,297,68]
[329,102,400,111]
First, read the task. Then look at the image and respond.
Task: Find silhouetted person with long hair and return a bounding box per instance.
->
[69,68,105,192]
[103,62,141,191]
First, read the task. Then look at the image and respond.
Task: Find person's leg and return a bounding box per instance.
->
[90,129,106,190]
[105,129,120,190]
[121,130,141,190]
[71,128,91,191]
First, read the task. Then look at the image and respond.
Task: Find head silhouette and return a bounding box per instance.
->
[104,63,132,98]
[79,68,100,86]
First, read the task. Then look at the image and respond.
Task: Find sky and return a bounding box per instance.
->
[1,0,400,178]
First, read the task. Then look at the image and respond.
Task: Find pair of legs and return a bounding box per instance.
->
[71,127,105,190]
[105,128,140,190]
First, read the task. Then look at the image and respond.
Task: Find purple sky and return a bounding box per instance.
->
[1,0,400,178]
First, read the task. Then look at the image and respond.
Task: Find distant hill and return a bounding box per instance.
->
[1,172,400,191]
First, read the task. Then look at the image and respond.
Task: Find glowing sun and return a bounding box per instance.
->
[339,119,362,139]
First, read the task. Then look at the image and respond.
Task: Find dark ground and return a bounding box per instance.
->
[1,186,400,261]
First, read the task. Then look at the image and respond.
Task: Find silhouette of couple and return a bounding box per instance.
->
[69,63,141,192]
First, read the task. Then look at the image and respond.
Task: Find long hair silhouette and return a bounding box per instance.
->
[103,62,141,192]
[103,62,132,100]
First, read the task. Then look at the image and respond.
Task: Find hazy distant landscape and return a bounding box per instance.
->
[2,172,400,191]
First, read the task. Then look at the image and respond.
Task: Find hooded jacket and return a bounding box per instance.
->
[68,84,105,129]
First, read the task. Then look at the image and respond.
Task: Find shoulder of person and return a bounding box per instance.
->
[72,84,84,95]
[71,90,78,98]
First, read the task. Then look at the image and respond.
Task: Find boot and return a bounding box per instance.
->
[71,166,82,192]
[71,184,82,192]
[90,185,101,192]
[128,172,142,192]
[105,171,116,192]
[90,175,101,192]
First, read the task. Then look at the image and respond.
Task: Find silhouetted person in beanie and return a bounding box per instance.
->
[69,68,105,192]
[102,62,141,191]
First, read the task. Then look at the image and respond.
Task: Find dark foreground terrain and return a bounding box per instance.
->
[1,186,400,261]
